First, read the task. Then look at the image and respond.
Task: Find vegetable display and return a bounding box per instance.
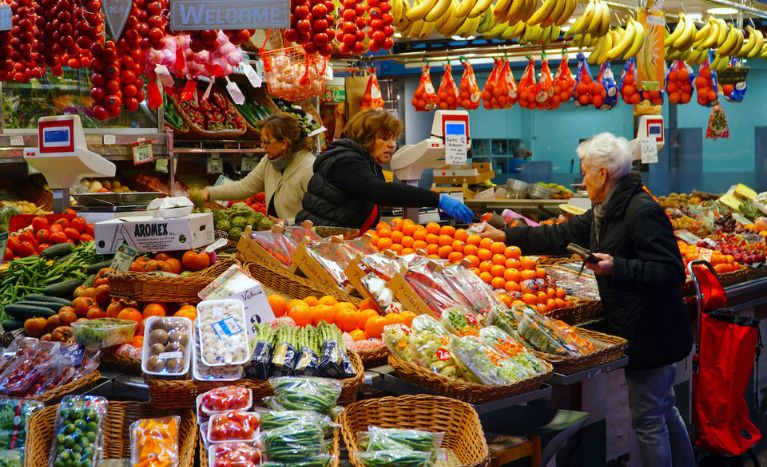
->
[173,88,247,134]
[48,396,107,467]
[266,376,342,414]
[0,397,44,466]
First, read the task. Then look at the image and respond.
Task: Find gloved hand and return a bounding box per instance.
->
[438,194,474,224]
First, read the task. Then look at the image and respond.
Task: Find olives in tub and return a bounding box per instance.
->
[48,395,108,467]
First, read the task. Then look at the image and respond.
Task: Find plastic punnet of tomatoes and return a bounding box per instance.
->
[665,60,694,105]
[695,54,719,107]
[551,56,574,109]
[458,59,481,110]
[594,63,617,110]
[436,64,459,110]
[411,64,438,111]
[619,58,641,105]
[360,68,385,110]
[517,58,538,110]
[534,54,554,110]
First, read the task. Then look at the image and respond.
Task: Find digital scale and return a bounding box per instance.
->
[390,110,472,221]
[24,115,116,213]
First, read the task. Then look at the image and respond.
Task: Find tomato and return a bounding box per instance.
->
[181,250,210,272]
[95,284,111,307]
[36,229,50,244]
[18,230,35,245]
[70,217,88,233]
[16,241,36,257]
[80,233,95,242]
[72,297,96,317]
[7,235,21,255]
[24,317,48,338]
[85,224,95,236]
[53,218,70,229]
[49,231,68,244]
[63,208,77,220]
[4,249,14,261]
[64,227,81,241]
[31,217,49,231]
[36,243,50,254]
[86,306,106,319]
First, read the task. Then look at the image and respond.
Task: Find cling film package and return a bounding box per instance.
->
[361,273,396,312]
[408,315,467,380]
[457,59,481,110]
[619,58,642,105]
[250,230,298,267]
[360,68,385,110]
[448,335,538,385]
[440,306,481,337]
[440,264,506,316]
[257,409,335,435]
[244,323,276,380]
[261,419,327,462]
[48,395,108,467]
[354,448,433,467]
[318,340,354,378]
[722,58,747,103]
[382,323,413,360]
[479,326,550,376]
[0,397,44,466]
[294,346,320,377]
[261,454,335,467]
[359,427,445,453]
[266,377,343,414]
[517,58,537,110]
[436,64,459,110]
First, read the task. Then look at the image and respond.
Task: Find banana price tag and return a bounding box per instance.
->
[132,139,154,166]
[241,156,257,172]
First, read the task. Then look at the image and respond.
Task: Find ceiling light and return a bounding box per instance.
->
[394,32,402,38]
[685,12,702,21]
[707,7,738,15]
[568,17,577,23]
[560,25,570,31]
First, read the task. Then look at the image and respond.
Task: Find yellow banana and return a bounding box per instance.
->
[527,0,556,26]
[494,0,514,23]
[665,13,685,47]
[606,22,634,61]
[406,0,438,21]
[416,19,436,38]
[747,27,764,59]
[467,0,493,18]
[556,0,577,26]
[454,14,481,37]
[568,0,594,36]
[502,21,526,39]
[624,18,645,60]
[424,0,452,22]
[455,0,478,18]
[672,14,695,50]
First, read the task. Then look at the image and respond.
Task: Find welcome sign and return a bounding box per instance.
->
[169,0,290,30]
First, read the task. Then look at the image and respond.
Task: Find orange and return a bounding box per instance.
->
[492,254,506,265]
[522,293,538,305]
[505,258,521,270]
[440,225,456,237]
[401,236,414,248]
[357,309,380,329]
[428,254,440,259]
[491,277,506,290]
[390,244,403,254]
[504,268,521,282]
[479,271,493,284]
[536,303,548,314]
[490,264,506,278]
[369,234,380,246]
[463,244,478,256]
[478,249,492,261]
[175,305,197,321]
[376,221,390,231]
[505,281,520,293]
[335,307,359,332]
[438,245,453,259]
[131,335,144,348]
[426,244,439,255]
[438,234,453,246]
[413,240,428,250]
[287,299,305,310]
[512,300,526,308]
[378,228,391,238]
[556,288,566,299]
[425,222,441,235]
[402,248,415,255]
[547,298,557,310]
[537,291,548,303]
[465,254,480,268]
[377,237,393,250]
[451,240,465,253]
[390,218,403,231]
[505,246,522,259]
[349,329,367,341]
[555,298,566,308]
[334,301,357,312]
[479,261,493,273]
[390,230,404,244]
[116,308,143,324]
[304,296,319,306]
[490,242,506,254]
[520,257,538,270]
[448,251,464,263]
[400,311,416,327]
[467,235,482,246]
[288,305,312,327]
[535,268,547,279]
[402,222,417,236]
[359,297,378,311]
[312,305,336,326]
[385,313,405,325]
[364,316,387,338]
[471,268,480,275]
[454,229,468,242]
[480,238,493,249]
[520,269,536,280]
[413,228,428,241]
[498,294,512,306]
[319,295,338,306]
[425,233,440,245]
[143,303,167,318]
[547,287,557,299]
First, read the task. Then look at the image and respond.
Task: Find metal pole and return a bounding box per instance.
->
[167,128,175,196]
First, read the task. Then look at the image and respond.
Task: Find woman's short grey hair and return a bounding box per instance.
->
[577,132,633,180]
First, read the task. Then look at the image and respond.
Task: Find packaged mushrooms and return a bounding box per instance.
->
[197,299,250,367]
[142,316,193,377]
[193,320,243,382]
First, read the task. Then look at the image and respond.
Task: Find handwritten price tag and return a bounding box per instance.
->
[640,137,658,164]
[132,140,154,166]
[9,136,24,146]
[241,156,258,172]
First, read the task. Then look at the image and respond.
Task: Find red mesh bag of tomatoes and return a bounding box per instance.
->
[665,60,694,105]
[360,68,385,110]
[573,53,596,107]
[481,58,514,109]
[437,64,459,110]
[619,58,641,105]
[481,59,502,109]
[695,52,718,107]
[550,56,575,109]
[517,58,538,110]
[500,59,518,107]
[534,54,554,109]
[458,59,481,110]
[412,64,438,111]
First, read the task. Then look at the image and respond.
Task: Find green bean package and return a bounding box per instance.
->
[266,377,342,414]
[262,419,327,462]
[258,409,335,435]
[260,454,334,466]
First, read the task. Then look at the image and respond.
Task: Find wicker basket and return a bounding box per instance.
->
[717,266,750,287]
[339,394,490,467]
[99,351,142,374]
[387,353,553,404]
[170,94,247,140]
[199,421,342,467]
[536,328,627,374]
[33,371,101,404]
[108,257,236,303]
[544,299,603,325]
[357,345,389,368]
[241,258,361,305]
[745,266,767,282]
[24,401,196,467]
[146,351,364,410]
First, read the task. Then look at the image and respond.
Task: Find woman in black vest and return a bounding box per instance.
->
[295,109,473,231]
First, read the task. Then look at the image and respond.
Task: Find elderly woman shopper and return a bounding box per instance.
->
[479,133,694,467]
[198,112,314,222]
[296,109,473,230]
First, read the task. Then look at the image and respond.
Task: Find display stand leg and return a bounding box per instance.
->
[52,188,70,213]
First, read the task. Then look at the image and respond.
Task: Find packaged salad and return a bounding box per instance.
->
[130,416,180,467]
[382,324,413,360]
[478,326,549,377]
[440,306,481,337]
[449,335,538,385]
[48,395,108,467]
[408,315,466,380]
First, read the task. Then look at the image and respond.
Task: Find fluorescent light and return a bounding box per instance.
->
[708,7,737,15]
[568,17,577,23]
[685,12,702,21]
[394,32,402,38]
[560,25,570,31]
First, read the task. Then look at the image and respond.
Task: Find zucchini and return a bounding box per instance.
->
[41,243,75,258]
[14,301,62,312]
[5,304,56,320]
[22,294,72,307]
[43,278,84,298]
[86,260,113,274]
[83,274,96,287]
[2,320,24,331]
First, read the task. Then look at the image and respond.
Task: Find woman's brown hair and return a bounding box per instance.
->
[341,109,403,152]
[259,112,315,153]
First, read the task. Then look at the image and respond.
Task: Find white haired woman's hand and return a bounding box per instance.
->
[585,252,614,276]
[476,223,506,242]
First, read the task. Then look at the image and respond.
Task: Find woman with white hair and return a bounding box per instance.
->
[479,132,694,467]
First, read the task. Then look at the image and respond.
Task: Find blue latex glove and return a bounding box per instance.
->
[438,194,474,224]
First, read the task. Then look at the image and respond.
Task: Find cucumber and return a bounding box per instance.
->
[22,295,72,307]
[5,304,56,320]
[43,278,84,298]
[1,320,24,331]
[83,274,95,287]
[85,260,113,274]
[15,301,62,312]
[41,243,75,258]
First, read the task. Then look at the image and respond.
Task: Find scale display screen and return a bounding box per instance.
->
[38,118,76,154]
[43,127,71,147]
[445,122,467,136]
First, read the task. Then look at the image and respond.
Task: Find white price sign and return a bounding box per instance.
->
[207,154,223,174]
[0,5,10,31]
[155,158,169,173]
[640,137,658,164]
[103,134,116,145]
[9,136,24,146]
[239,62,263,88]
[445,134,467,165]
[241,156,258,172]
[132,140,154,165]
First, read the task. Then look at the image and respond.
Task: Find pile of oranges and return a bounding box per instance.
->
[369,219,573,313]
[677,241,742,274]
[267,294,415,340]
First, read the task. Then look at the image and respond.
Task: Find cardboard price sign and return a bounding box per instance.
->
[132,140,155,165]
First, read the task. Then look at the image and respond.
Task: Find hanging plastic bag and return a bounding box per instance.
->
[722,57,746,103]
[360,68,385,110]
[501,60,518,108]
[551,55,575,109]
[436,64,459,110]
[665,60,694,105]
[595,63,617,110]
[619,58,641,105]
[481,58,516,109]
[534,53,554,110]
[458,58,481,110]
[696,51,719,107]
[573,53,596,107]
[481,59,501,109]
[706,104,730,140]
[411,64,438,111]
[517,57,537,110]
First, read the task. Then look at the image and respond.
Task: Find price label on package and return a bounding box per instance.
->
[111,242,139,272]
[207,154,223,174]
[241,156,258,172]
[132,140,154,165]
[640,137,658,164]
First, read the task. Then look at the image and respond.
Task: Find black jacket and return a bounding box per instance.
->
[504,173,692,369]
[295,139,440,229]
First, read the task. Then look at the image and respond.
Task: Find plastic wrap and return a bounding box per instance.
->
[200,386,253,415]
[131,416,180,466]
[244,323,276,380]
[360,69,385,110]
[534,54,554,109]
[208,442,262,467]
[407,315,465,380]
[251,230,298,267]
[142,316,193,377]
[573,53,597,107]
[305,241,354,288]
[440,306,481,337]
[479,326,549,375]
[382,323,413,360]
[194,320,244,382]
[49,396,108,467]
[360,273,396,312]
[440,264,507,316]
[360,426,444,452]
[207,411,260,443]
[665,59,694,105]
[722,57,746,103]
[258,409,335,435]
[262,419,327,462]
[266,377,342,414]
[197,299,250,367]
[260,454,334,466]
[354,448,432,466]
[551,55,575,109]
[619,58,641,105]
[517,58,538,110]
[595,63,618,109]
[0,397,43,464]
[448,335,537,385]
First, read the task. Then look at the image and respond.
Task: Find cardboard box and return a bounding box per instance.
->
[94,212,214,254]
